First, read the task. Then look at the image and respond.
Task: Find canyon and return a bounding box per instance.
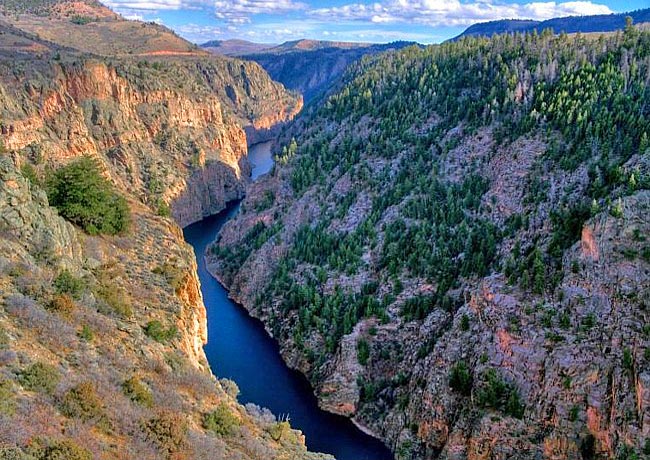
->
[2,1,650,459]
[0,2,327,459]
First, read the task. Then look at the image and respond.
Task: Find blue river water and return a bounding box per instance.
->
[182,142,394,460]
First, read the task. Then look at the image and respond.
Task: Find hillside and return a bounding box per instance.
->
[0,0,203,56]
[204,39,417,102]
[0,3,319,459]
[456,7,650,39]
[209,25,650,459]
[202,39,274,56]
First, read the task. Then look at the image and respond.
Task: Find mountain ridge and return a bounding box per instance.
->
[455,7,650,40]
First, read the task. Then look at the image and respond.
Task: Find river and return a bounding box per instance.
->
[182,142,394,460]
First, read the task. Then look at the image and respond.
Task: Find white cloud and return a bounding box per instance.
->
[308,0,613,27]
[103,0,210,10]
[214,0,306,24]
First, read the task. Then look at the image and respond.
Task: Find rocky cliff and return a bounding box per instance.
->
[0,2,321,459]
[208,28,650,458]
[204,40,416,102]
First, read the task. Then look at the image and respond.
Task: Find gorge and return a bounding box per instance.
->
[184,142,393,460]
[1,1,650,459]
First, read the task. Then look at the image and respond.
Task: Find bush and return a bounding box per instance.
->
[60,382,109,429]
[18,362,60,394]
[122,376,154,408]
[47,156,130,235]
[53,271,85,299]
[94,282,133,318]
[448,361,472,396]
[0,379,16,416]
[357,339,370,365]
[47,294,76,318]
[202,403,240,436]
[78,325,94,342]
[31,438,92,460]
[144,321,177,343]
[268,421,290,441]
[219,378,240,399]
[141,411,188,455]
[476,369,525,418]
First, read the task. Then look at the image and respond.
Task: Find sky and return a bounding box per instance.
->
[103,0,650,45]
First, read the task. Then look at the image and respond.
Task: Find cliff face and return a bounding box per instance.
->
[0,157,328,459]
[204,41,415,102]
[0,52,300,227]
[0,5,319,458]
[208,29,650,458]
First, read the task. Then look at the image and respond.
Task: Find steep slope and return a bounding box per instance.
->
[0,3,318,459]
[209,27,650,458]
[204,40,417,102]
[0,19,301,226]
[456,7,650,40]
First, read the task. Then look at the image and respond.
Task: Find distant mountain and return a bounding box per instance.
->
[266,39,373,53]
[203,39,418,102]
[455,8,650,40]
[201,39,274,56]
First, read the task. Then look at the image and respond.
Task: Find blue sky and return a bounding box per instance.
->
[104,0,649,44]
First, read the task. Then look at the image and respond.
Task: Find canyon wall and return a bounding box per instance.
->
[0,10,318,458]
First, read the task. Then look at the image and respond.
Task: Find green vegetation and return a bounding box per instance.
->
[122,376,154,408]
[47,157,130,235]
[47,294,76,318]
[78,325,94,342]
[18,362,60,394]
[357,338,370,365]
[212,221,282,282]
[476,369,525,418]
[94,282,133,319]
[143,320,178,343]
[141,412,188,455]
[60,382,107,425]
[70,15,95,25]
[0,380,16,416]
[31,438,93,460]
[53,270,85,299]
[202,403,240,436]
[268,421,291,441]
[448,361,472,396]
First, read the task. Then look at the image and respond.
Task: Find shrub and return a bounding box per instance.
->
[29,438,92,460]
[94,282,133,318]
[47,294,76,318]
[156,200,171,217]
[202,403,240,436]
[448,361,472,396]
[18,362,60,394]
[141,411,188,455]
[60,382,107,425]
[357,339,370,365]
[219,378,240,399]
[152,263,186,293]
[78,325,94,342]
[53,270,85,299]
[476,369,525,418]
[144,321,177,343]
[47,156,130,235]
[70,15,94,25]
[0,379,16,416]
[122,376,154,408]
[268,421,290,441]
[460,314,470,331]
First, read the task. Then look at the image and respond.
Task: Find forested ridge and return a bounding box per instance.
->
[211,23,650,458]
